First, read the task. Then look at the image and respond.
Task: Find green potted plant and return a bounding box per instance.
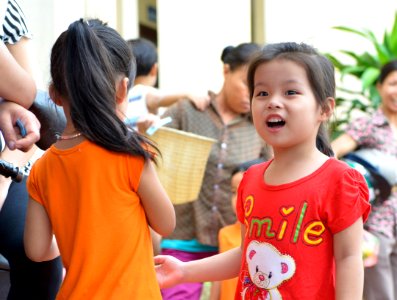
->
[324,12,397,137]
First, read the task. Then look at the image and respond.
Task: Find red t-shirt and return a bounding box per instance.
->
[235,158,370,299]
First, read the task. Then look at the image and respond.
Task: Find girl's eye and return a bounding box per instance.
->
[286,90,298,95]
[256,91,268,97]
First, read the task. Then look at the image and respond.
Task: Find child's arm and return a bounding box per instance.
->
[334,217,364,300]
[146,92,210,113]
[209,281,221,300]
[155,225,245,288]
[24,198,60,262]
[155,246,242,289]
[138,159,175,236]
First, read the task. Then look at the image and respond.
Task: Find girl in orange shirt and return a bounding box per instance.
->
[23,18,175,300]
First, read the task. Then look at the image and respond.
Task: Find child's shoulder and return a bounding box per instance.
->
[328,157,357,172]
[244,160,270,175]
[325,158,367,184]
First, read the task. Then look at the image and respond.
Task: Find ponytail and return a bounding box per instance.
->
[51,19,157,160]
[316,124,334,157]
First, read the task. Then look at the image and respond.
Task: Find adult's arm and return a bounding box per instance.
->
[331,133,358,159]
[0,40,36,108]
[0,100,40,151]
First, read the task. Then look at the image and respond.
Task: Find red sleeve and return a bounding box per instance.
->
[325,167,371,234]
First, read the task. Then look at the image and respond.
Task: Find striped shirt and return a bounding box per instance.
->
[0,0,31,44]
[162,92,268,246]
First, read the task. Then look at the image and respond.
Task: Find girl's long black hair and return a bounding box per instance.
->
[50,19,157,159]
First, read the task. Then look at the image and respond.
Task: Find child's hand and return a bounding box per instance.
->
[136,114,160,134]
[154,255,185,289]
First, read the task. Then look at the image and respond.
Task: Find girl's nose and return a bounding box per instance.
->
[267,99,281,110]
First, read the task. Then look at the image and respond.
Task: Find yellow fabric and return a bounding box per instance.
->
[27,140,161,299]
[218,222,241,300]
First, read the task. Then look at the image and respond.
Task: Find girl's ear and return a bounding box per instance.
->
[149,63,158,77]
[116,77,129,104]
[376,82,382,94]
[320,97,335,120]
[223,64,231,77]
[49,84,63,106]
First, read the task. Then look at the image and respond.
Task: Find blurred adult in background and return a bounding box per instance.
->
[332,60,397,300]
[160,42,270,300]
[0,1,63,299]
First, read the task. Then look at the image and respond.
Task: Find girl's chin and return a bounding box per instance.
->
[240,107,251,114]
[385,104,397,113]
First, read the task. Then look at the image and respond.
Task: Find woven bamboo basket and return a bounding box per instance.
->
[150,127,216,205]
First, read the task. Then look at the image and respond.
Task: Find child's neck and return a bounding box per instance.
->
[215,93,239,124]
[134,76,155,87]
[265,148,329,185]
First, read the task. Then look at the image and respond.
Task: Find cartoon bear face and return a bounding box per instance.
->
[246,241,296,290]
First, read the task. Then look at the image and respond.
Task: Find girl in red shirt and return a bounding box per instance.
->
[155,42,370,299]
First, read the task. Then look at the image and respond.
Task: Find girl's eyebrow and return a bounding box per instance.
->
[254,81,267,88]
[254,78,302,88]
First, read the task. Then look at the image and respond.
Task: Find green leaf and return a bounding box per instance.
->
[325,15,397,131]
[338,51,379,68]
[340,65,365,78]
[332,26,372,40]
[389,12,397,53]
[324,53,345,69]
[361,67,380,90]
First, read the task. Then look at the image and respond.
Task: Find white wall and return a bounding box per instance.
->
[18,0,138,90]
[156,0,252,95]
[264,0,397,58]
[17,0,397,96]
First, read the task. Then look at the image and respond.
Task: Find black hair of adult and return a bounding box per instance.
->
[231,158,267,176]
[378,60,397,84]
[127,38,158,77]
[247,42,335,157]
[50,18,158,159]
[221,43,261,71]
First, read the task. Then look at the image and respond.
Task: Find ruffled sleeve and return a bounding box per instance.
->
[325,167,371,234]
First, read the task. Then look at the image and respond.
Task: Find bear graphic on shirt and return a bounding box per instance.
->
[242,241,296,300]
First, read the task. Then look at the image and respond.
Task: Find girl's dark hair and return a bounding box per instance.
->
[247,42,335,157]
[221,43,261,71]
[378,60,397,84]
[127,38,158,77]
[50,18,157,159]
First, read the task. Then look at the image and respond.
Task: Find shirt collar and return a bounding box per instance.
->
[207,91,252,124]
